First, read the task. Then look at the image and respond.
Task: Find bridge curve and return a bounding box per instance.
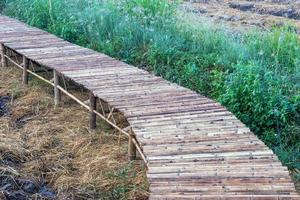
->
[0,15,299,199]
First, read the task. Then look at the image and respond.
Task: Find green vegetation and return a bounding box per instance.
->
[0,0,6,12]
[1,0,299,181]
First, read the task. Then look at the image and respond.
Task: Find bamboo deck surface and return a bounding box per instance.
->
[0,15,299,199]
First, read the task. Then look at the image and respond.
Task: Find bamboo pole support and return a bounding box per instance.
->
[22,56,29,85]
[54,70,61,106]
[0,44,7,68]
[4,55,148,166]
[128,134,137,161]
[89,92,97,130]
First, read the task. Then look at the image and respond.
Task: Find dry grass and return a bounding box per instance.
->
[185,0,300,33]
[0,66,149,200]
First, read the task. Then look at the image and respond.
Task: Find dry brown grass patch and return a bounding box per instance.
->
[0,66,149,200]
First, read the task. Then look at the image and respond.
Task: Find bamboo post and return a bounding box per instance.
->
[89,92,97,130]
[128,134,137,161]
[0,44,7,68]
[22,56,29,85]
[53,70,61,106]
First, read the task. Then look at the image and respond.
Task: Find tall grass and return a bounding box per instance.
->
[2,0,300,181]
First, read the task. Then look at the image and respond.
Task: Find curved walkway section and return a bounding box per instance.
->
[0,15,299,199]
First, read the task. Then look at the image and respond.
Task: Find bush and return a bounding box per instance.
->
[0,0,7,12]
[221,62,299,140]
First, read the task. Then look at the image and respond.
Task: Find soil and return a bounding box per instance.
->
[0,176,55,200]
[0,96,10,117]
[0,67,148,200]
[184,0,300,33]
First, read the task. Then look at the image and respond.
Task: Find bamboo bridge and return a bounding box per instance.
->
[0,15,299,199]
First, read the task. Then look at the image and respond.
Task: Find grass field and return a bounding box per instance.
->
[1,0,299,193]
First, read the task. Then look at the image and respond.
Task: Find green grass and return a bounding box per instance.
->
[2,0,300,183]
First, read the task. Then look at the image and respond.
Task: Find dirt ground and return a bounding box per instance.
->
[0,66,148,200]
[184,0,300,32]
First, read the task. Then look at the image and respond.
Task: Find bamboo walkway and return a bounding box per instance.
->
[0,15,299,200]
